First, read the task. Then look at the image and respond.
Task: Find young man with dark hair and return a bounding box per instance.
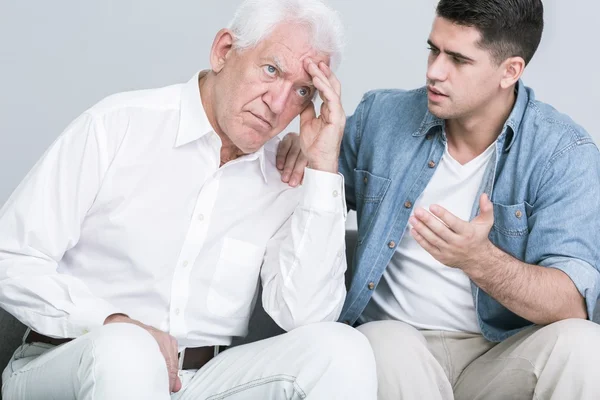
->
[278,0,600,398]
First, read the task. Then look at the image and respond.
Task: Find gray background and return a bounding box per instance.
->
[0,0,598,208]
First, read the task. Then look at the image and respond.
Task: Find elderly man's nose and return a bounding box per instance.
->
[265,83,293,114]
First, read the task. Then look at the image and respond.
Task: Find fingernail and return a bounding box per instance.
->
[290,179,298,186]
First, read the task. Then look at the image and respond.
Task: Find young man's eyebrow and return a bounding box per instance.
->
[427,39,475,62]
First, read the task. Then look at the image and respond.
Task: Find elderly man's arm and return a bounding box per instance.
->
[0,112,124,338]
[261,168,347,330]
[261,59,349,330]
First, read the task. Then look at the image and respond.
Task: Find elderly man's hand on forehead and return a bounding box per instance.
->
[278,58,344,179]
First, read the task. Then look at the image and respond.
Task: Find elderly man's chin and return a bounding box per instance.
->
[235,127,274,154]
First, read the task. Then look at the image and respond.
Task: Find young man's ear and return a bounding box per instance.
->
[210,29,235,73]
[500,56,525,89]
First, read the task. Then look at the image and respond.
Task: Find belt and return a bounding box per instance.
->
[25,330,224,370]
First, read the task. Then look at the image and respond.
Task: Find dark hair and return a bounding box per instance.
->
[436,0,544,65]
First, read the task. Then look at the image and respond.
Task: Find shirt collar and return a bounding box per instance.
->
[413,80,530,152]
[175,70,269,182]
[175,71,214,148]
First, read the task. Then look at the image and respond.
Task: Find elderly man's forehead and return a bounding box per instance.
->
[259,23,328,60]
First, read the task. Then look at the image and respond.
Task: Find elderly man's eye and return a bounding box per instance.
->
[296,87,310,97]
[264,65,277,77]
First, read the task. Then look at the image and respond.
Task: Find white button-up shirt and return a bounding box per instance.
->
[0,72,347,347]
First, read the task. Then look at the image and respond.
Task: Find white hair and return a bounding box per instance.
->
[228,0,345,70]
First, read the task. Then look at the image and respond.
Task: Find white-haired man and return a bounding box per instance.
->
[0,0,377,399]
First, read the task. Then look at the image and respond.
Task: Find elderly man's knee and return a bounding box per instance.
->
[85,323,166,378]
[294,322,376,375]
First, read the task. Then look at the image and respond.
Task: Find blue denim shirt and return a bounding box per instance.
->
[339,81,600,342]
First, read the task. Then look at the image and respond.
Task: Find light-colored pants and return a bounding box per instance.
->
[2,322,377,400]
[357,318,600,400]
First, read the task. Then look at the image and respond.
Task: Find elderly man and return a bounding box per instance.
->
[0,0,377,399]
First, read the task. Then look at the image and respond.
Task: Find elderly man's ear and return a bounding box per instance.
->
[210,28,235,73]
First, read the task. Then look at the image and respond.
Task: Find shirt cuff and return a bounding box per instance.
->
[542,255,600,320]
[300,167,346,216]
[68,299,123,337]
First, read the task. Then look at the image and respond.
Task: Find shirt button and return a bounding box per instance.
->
[333,190,339,198]
[388,241,396,249]
[82,329,89,334]
[515,210,523,219]
[363,176,368,184]
[404,201,412,209]
[175,308,180,316]
[368,282,375,290]
[428,160,436,168]
[197,214,205,221]
[426,133,433,140]
[182,261,189,267]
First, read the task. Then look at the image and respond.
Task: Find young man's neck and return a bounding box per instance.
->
[445,88,516,165]
[198,71,245,167]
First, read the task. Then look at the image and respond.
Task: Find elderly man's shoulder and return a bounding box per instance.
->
[86,83,183,119]
[262,137,297,187]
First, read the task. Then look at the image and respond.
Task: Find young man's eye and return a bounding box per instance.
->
[453,56,466,64]
[264,65,277,76]
[427,47,440,55]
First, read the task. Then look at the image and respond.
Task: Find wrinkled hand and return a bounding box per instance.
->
[276,59,343,186]
[301,59,345,173]
[409,194,495,272]
[104,314,182,393]
[276,133,308,187]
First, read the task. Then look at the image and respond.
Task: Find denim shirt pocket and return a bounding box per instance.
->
[489,202,530,259]
[354,169,391,244]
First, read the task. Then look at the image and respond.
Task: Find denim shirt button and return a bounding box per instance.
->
[404,201,412,208]
[368,282,375,290]
[515,210,523,219]
[428,160,436,168]
[363,176,368,183]
[426,133,433,140]
[388,241,396,249]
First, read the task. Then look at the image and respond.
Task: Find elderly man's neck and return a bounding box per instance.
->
[198,71,245,167]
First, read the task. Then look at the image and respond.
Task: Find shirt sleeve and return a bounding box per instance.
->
[260,167,348,331]
[0,112,123,338]
[526,138,600,320]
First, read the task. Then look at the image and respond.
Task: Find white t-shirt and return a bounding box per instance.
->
[361,141,495,333]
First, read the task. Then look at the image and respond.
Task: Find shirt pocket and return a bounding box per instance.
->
[489,202,530,259]
[207,237,265,319]
[354,169,391,244]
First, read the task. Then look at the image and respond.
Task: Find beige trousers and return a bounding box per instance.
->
[357,318,600,400]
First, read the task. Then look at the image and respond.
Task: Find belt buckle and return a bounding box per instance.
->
[178,348,186,371]
[178,345,221,372]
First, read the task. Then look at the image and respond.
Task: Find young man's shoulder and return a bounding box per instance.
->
[352,87,429,134]
[360,87,428,111]
[520,91,596,154]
